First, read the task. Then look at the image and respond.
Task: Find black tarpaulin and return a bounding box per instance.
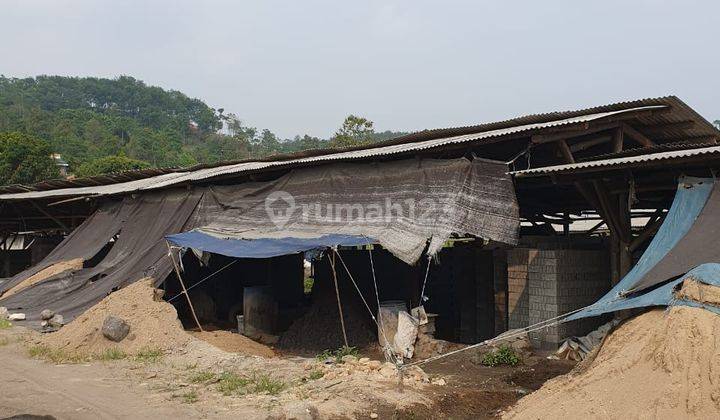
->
[0,190,202,325]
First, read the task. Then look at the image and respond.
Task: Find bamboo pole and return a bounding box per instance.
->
[166,241,203,332]
[329,250,349,348]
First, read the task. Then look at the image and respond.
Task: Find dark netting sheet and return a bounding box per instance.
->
[0,190,202,325]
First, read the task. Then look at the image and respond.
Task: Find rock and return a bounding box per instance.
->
[0,306,8,320]
[152,288,165,302]
[358,357,370,364]
[431,378,447,386]
[370,413,379,419]
[40,320,49,328]
[40,309,55,320]
[379,363,397,378]
[49,314,64,327]
[341,355,358,364]
[8,313,25,321]
[102,315,130,342]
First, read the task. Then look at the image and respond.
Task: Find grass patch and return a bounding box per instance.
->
[28,345,89,364]
[481,345,520,367]
[216,371,286,396]
[307,370,324,381]
[0,318,11,329]
[97,348,127,361]
[316,345,359,363]
[253,374,286,395]
[304,277,314,294]
[134,347,163,363]
[218,371,251,396]
[182,390,199,404]
[190,370,217,384]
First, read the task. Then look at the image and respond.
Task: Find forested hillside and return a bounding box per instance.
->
[0,75,406,183]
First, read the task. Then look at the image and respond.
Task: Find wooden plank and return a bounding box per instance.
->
[569,135,612,153]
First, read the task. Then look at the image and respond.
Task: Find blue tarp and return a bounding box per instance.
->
[570,176,715,320]
[165,231,374,259]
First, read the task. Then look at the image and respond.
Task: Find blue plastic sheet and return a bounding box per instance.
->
[165,231,373,259]
[570,177,714,320]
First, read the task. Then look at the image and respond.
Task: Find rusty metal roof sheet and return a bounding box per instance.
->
[0,105,666,201]
[511,145,720,178]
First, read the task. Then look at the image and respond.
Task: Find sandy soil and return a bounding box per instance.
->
[2,258,83,298]
[504,306,720,419]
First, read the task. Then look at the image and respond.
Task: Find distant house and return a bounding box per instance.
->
[50,153,69,177]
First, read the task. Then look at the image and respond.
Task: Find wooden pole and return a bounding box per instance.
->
[329,250,349,348]
[166,242,203,332]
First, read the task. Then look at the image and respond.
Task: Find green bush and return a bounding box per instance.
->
[481,345,520,367]
[315,345,359,363]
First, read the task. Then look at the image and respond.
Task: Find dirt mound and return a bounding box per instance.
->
[278,286,376,353]
[190,330,275,358]
[44,278,191,355]
[3,259,83,298]
[505,305,720,419]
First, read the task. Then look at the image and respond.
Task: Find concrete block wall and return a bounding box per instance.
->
[507,246,609,349]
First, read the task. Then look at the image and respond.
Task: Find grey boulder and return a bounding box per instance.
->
[101,315,130,342]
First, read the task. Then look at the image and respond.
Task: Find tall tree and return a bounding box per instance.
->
[75,155,150,177]
[329,115,375,148]
[0,132,59,184]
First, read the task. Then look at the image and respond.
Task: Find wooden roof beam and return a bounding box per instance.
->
[622,123,655,147]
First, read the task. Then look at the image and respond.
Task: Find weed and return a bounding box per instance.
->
[98,348,127,361]
[0,319,11,329]
[307,370,324,381]
[27,345,89,364]
[481,345,520,367]
[252,374,286,395]
[190,370,216,384]
[182,390,199,404]
[303,277,314,294]
[315,345,359,363]
[217,371,251,395]
[134,347,163,363]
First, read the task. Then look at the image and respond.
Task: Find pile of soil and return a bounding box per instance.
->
[505,304,720,419]
[3,258,83,298]
[277,283,376,353]
[44,278,191,355]
[189,330,275,358]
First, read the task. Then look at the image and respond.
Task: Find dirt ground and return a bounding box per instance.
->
[0,325,574,419]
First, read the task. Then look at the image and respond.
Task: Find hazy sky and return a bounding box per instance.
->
[2,0,718,138]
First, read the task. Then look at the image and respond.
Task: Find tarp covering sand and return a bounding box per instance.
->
[505,304,720,419]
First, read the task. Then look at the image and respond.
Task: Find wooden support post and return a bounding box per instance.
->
[167,243,203,332]
[329,250,349,348]
[621,123,656,147]
[557,140,575,163]
[612,127,624,153]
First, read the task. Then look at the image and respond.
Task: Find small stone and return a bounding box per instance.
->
[8,313,25,321]
[40,320,49,327]
[358,357,370,364]
[431,378,447,386]
[370,413,378,419]
[0,307,8,320]
[102,315,130,342]
[340,355,358,364]
[146,372,158,379]
[367,360,382,370]
[40,309,55,320]
[49,314,64,327]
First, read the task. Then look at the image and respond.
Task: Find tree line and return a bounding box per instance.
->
[0,75,406,185]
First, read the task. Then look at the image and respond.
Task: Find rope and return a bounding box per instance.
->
[166,257,239,303]
[328,251,349,348]
[419,255,432,304]
[401,302,598,370]
[366,242,398,364]
[334,248,399,364]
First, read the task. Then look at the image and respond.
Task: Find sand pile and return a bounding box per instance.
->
[190,330,275,358]
[2,258,83,298]
[44,278,191,355]
[505,304,720,419]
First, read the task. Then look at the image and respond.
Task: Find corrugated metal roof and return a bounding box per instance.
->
[0,105,666,201]
[511,145,720,177]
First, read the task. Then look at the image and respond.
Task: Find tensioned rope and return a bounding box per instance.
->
[165,248,239,303]
[400,302,600,369]
[364,241,399,364]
